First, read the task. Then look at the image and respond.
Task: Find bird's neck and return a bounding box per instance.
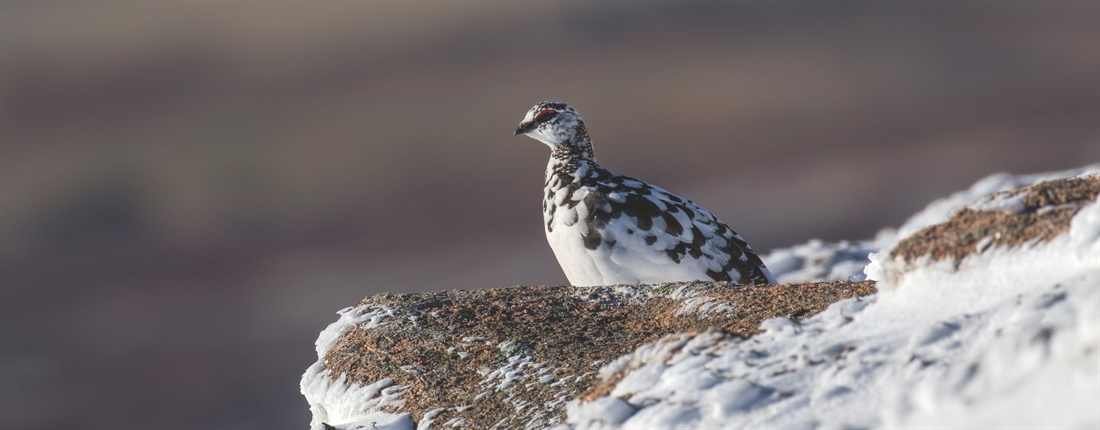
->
[548,127,597,177]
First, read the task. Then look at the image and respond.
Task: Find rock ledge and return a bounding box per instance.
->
[304,281,874,428]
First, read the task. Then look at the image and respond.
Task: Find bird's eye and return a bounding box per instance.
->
[535,109,558,122]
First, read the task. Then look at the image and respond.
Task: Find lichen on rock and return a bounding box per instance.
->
[892,174,1099,263]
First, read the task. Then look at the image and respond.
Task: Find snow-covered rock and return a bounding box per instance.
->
[569,171,1100,429]
[301,282,874,429]
[302,167,1099,429]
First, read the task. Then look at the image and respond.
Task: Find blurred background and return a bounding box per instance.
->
[1,1,1097,428]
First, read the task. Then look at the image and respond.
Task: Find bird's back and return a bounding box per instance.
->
[543,161,775,287]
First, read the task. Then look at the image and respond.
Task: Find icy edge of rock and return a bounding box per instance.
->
[882,164,1099,248]
[302,305,413,430]
[866,172,1099,286]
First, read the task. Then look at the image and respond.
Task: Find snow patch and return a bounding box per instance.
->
[762,239,877,284]
[970,193,1026,214]
[314,305,393,356]
[302,305,411,430]
[675,296,735,316]
[300,367,411,430]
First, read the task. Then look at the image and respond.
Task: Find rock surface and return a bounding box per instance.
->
[870,174,1100,284]
[304,281,874,429]
[892,175,1099,262]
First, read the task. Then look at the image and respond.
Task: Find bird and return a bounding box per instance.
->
[514,101,776,287]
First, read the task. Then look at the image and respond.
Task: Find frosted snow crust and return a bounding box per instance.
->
[762,239,877,284]
[301,305,414,430]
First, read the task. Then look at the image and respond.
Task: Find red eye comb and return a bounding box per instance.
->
[535,109,557,119]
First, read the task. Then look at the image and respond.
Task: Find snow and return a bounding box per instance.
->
[970,192,1026,214]
[567,176,1100,428]
[299,368,412,430]
[302,305,413,430]
[572,281,742,318]
[762,239,877,284]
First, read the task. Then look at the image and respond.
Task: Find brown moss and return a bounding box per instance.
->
[892,175,1099,262]
[322,280,876,428]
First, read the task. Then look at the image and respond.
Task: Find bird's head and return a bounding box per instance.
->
[514,101,587,150]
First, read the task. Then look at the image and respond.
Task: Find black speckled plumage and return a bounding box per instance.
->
[516,101,775,287]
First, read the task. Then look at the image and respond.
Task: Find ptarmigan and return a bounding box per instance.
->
[515,101,776,287]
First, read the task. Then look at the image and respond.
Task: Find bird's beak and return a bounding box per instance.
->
[514,121,535,136]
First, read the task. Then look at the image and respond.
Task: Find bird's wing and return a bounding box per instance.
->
[582,172,775,285]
